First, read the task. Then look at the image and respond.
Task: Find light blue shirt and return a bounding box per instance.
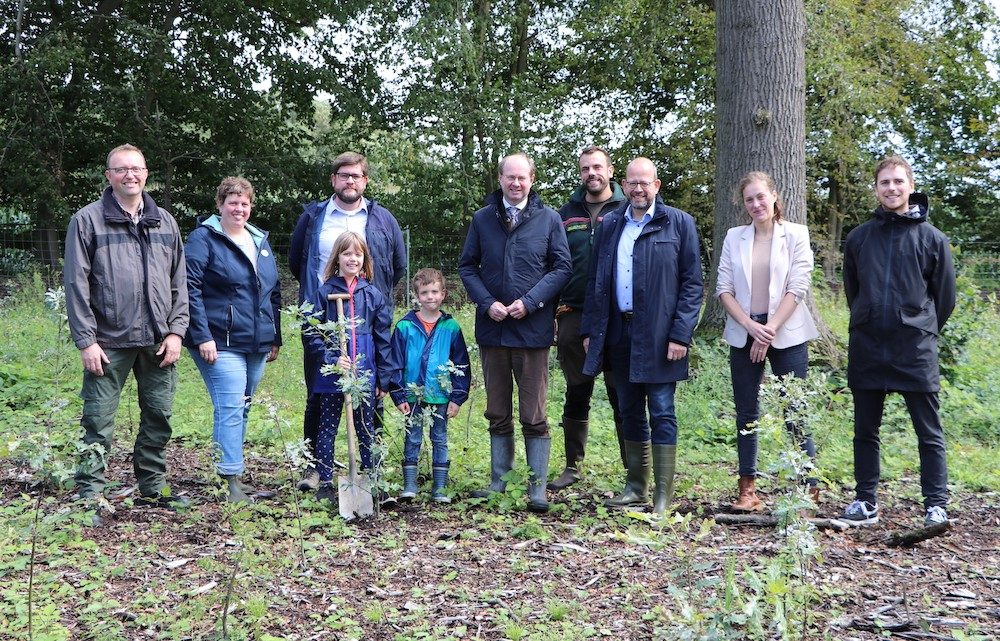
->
[316,198,369,282]
[615,206,653,312]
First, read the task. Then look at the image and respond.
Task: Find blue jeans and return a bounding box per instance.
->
[190,349,268,475]
[403,402,449,467]
[729,338,814,477]
[610,328,678,445]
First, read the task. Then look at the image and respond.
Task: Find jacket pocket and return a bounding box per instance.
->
[849,305,870,329]
[900,303,939,335]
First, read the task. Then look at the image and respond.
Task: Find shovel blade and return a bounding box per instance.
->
[338,473,374,520]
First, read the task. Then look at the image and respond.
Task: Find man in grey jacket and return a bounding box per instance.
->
[64,144,189,525]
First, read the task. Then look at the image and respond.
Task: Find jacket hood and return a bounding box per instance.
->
[100,186,162,227]
[567,181,626,206]
[874,192,929,224]
[198,214,267,246]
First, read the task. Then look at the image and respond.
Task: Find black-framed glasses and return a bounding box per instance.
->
[335,172,366,182]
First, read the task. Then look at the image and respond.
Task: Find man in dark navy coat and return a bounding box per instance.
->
[582,157,703,516]
[459,152,572,513]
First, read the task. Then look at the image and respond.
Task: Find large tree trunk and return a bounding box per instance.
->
[703,0,836,357]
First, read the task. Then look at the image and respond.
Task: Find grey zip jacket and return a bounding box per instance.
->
[64,187,189,350]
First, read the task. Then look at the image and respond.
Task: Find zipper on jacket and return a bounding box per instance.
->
[880,221,897,386]
[135,221,162,345]
[227,305,234,347]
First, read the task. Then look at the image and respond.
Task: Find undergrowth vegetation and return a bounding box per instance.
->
[1,270,997,640]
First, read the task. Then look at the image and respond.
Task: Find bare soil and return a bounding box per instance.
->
[4,446,999,640]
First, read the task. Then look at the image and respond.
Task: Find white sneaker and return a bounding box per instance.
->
[924,505,948,527]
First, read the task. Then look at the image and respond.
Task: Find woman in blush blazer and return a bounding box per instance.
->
[716,171,819,512]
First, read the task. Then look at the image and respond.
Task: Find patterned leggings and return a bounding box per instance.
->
[315,392,376,482]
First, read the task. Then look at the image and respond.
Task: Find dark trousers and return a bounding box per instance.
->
[316,392,377,482]
[730,338,815,478]
[609,319,677,445]
[480,346,550,437]
[76,345,177,498]
[557,308,623,463]
[852,389,949,508]
[302,334,321,454]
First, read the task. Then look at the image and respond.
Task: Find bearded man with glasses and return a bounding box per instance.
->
[289,151,406,494]
[581,157,703,516]
[64,143,190,526]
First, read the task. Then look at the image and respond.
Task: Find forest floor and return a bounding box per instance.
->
[3,445,998,641]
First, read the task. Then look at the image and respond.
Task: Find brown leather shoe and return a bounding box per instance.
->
[731,475,764,512]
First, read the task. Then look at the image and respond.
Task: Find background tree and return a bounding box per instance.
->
[704,0,835,350]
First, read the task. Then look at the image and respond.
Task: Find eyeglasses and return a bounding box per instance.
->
[625,180,654,189]
[335,172,366,182]
[107,167,148,176]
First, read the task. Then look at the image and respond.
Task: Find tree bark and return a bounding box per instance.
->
[703,0,834,355]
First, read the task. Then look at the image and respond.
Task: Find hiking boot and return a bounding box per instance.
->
[924,505,948,527]
[731,475,764,512]
[431,465,451,503]
[400,465,419,500]
[297,465,320,492]
[221,474,254,504]
[137,493,191,511]
[316,482,337,504]
[839,500,879,526]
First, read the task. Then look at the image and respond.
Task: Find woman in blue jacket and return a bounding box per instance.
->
[185,177,281,503]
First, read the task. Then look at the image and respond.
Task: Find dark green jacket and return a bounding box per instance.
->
[557,182,626,308]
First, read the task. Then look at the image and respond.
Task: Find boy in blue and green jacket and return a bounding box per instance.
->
[388,268,471,503]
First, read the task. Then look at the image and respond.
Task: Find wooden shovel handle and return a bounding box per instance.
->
[329,293,359,477]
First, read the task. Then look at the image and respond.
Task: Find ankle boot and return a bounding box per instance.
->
[731,475,764,512]
[605,440,651,507]
[400,465,418,500]
[471,434,515,498]
[431,465,451,503]
[651,444,676,516]
[524,436,551,513]
[548,417,588,490]
[221,474,254,504]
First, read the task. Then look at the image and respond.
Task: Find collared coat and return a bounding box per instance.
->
[581,198,704,383]
[64,187,189,350]
[558,181,627,309]
[289,198,406,306]
[715,220,819,349]
[458,190,572,349]
[843,193,956,392]
[183,215,282,354]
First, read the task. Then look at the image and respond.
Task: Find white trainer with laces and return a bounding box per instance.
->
[924,505,948,527]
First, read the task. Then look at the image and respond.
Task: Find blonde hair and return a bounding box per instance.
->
[322,232,373,281]
[733,171,784,223]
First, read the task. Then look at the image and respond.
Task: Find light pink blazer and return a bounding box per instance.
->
[715,220,819,349]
